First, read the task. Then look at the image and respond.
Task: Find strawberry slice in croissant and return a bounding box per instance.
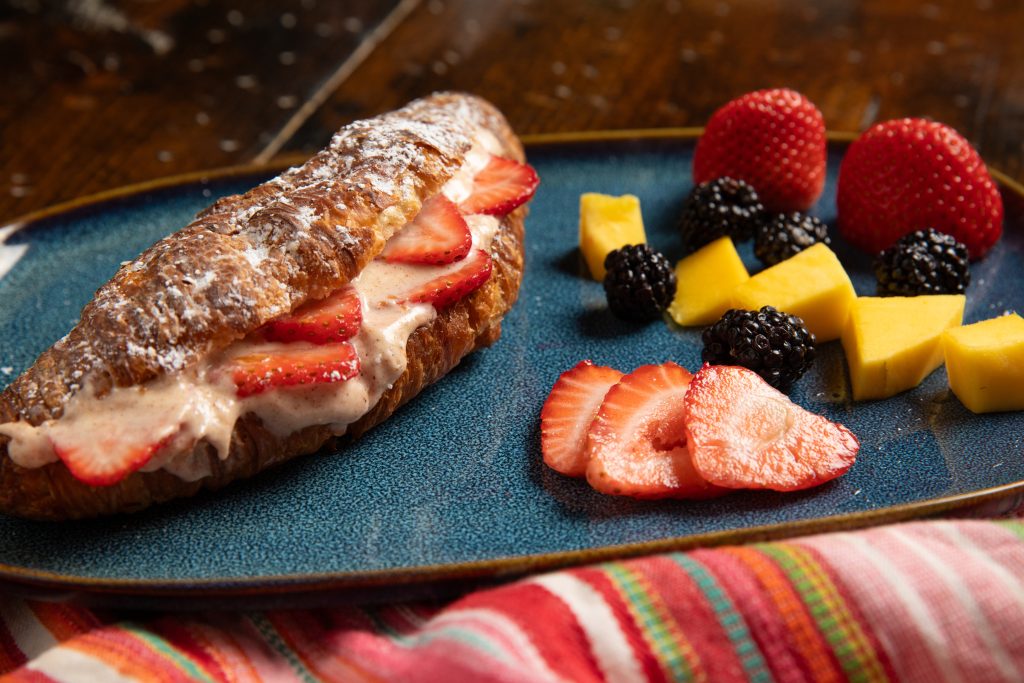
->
[0,92,536,520]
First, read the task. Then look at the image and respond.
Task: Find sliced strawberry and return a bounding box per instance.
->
[585,362,724,499]
[401,248,492,309]
[225,342,360,398]
[541,361,624,477]
[262,285,362,345]
[52,429,176,486]
[684,365,859,491]
[382,195,472,265]
[459,156,539,216]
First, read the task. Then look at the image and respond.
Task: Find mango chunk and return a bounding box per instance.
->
[668,237,750,326]
[730,243,855,342]
[842,295,965,400]
[579,193,646,280]
[943,314,1024,413]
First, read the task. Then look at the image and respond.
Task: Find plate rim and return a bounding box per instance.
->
[2,129,1023,598]
[4,129,1022,232]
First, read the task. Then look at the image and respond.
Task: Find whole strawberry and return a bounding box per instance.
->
[694,89,826,213]
[837,119,1003,259]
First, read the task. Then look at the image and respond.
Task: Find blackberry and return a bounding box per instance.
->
[702,306,816,388]
[754,212,830,266]
[678,177,765,252]
[874,228,970,296]
[603,244,677,322]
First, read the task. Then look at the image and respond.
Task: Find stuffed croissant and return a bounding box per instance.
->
[0,92,536,520]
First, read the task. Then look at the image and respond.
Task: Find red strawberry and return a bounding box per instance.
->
[684,365,859,492]
[837,118,1003,259]
[382,195,472,265]
[262,285,362,345]
[585,362,724,499]
[52,428,176,486]
[694,88,826,212]
[459,156,539,216]
[401,248,492,309]
[225,343,360,398]
[540,360,624,477]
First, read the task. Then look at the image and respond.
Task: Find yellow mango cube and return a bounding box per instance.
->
[943,314,1024,413]
[668,237,750,326]
[579,193,646,280]
[842,295,965,400]
[730,243,855,342]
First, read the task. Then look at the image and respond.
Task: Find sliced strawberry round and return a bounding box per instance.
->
[382,195,472,265]
[459,156,539,216]
[51,428,176,486]
[684,365,859,491]
[225,342,360,398]
[541,360,624,477]
[262,285,362,345]
[402,248,492,309]
[585,362,724,499]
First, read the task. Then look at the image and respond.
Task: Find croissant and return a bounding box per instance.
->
[0,92,534,520]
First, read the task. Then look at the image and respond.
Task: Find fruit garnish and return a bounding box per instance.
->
[225,343,360,398]
[730,242,855,342]
[381,195,472,266]
[53,436,174,489]
[694,89,826,212]
[702,306,816,389]
[51,428,177,486]
[602,244,676,323]
[579,193,647,280]
[585,362,723,499]
[874,229,970,297]
[540,360,624,477]
[678,177,764,252]
[667,237,749,327]
[754,212,830,267]
[262,285,362,345]
[401,248,493,309]
[459,156,539,216]
[944,314,1024,413]
[837,118,1003,259]
[684,364,859,491]
[842,295,964,401]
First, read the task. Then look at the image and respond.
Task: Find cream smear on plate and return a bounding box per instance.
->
[0,224,28,283]
[0,131,502,481]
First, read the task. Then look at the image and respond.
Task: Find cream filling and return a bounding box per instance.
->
[0,131,503,481]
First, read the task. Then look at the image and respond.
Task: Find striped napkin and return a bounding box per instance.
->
[3,518,1024,682]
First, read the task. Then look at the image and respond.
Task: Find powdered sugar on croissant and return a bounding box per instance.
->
[0,93,530,519]
[4,93,516,425]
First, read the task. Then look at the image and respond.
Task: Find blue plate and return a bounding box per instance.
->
[1,133,1023,605]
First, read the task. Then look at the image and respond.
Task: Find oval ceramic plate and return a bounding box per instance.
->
[1,132,1023,606]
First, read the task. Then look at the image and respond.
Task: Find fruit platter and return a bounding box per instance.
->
[0,89,1022,601]
[542,89,1019,505]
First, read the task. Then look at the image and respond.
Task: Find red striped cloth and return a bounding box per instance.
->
[2,519,1024,682]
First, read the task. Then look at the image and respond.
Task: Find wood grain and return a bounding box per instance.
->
[284,0,1024,185]
[2,0,1023,226]
[0,0,404,221]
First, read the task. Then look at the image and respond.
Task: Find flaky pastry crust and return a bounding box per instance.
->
[0,93,527,520]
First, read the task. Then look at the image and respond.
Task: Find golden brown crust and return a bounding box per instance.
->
[0,93,527,520]
[1,92,517,425]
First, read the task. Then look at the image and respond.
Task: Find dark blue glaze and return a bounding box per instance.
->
[0,138,1021,587]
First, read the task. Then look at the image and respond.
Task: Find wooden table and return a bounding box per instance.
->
[2,0,1022,223]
